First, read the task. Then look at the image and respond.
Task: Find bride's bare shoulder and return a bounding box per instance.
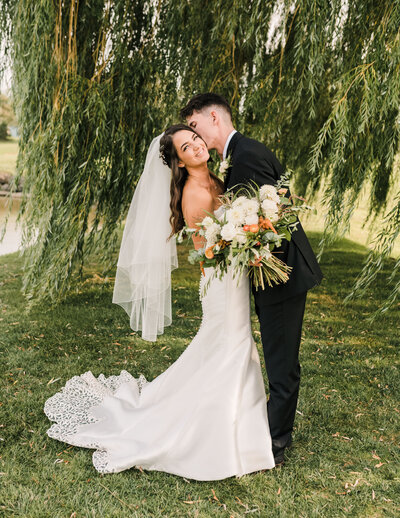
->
[182,182,213,207]
[182,182,214,227]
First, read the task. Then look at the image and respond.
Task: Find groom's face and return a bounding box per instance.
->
[186,109,218,150]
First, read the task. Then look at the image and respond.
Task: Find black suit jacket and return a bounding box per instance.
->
[224,132,323,305]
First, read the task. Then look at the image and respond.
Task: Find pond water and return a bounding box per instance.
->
[0,196,101,257]
[0,195,24,256]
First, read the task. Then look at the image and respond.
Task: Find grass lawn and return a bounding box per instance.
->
[0,234,398,517]
[0,138,18,175]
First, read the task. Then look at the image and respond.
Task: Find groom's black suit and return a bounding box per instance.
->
[224,132,323,457]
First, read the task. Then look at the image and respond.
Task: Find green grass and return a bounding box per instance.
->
[0,234,399,517]
[0,138,18,175]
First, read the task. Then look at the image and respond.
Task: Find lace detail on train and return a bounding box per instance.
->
[43,268,275,480]
[44,370,148,472]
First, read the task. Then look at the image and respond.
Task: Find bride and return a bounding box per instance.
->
[44,124,276,480]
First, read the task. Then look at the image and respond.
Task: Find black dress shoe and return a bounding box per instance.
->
[273,445,286,466]
[274,451,285,467]
[272,435,292,466]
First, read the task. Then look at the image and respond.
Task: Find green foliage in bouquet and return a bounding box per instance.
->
[179,177,313,295]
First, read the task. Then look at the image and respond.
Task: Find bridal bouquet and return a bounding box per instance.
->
[177,175,313,295]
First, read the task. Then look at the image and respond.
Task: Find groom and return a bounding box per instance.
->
[180,93,323,465]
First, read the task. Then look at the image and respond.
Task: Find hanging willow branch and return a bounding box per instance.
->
[0,0,399,315]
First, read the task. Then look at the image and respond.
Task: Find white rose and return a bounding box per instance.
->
[244,213,259,226]
[262,206,279,223]
[260,185,279,203]
[226,207,246,226]
[242,198,260,216]
[220,222,237,242]
[205,222,221,244]
[262,198,278,213]
[219,157,231,174]
[201,216,214,228]
[232,196,248,208]
[262,198,279,223]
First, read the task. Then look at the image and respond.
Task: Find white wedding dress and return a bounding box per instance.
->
[44,267,275,480]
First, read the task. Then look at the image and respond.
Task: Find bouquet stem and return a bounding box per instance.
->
[249,254,292,290]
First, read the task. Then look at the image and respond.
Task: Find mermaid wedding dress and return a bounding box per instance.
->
[44,266,276,480]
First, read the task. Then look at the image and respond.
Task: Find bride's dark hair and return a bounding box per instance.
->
[160,124,223,236]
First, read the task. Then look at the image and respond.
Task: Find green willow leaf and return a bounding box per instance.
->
[0,0,398,313]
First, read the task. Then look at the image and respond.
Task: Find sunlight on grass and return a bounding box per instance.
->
[0,138,18,175]
[0,235,398,517]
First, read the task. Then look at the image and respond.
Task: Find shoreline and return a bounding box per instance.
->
[0,191,23,198]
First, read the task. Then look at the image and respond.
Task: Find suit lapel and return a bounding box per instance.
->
[223,131,242,190]
[227,131,242,157]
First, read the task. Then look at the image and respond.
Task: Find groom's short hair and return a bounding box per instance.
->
[180,93,232,120]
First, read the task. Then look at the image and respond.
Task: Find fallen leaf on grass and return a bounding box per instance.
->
[374,462,384,468]
[210,489,227,510]
[183,500,202,504]
[332,432,353,441]
[235,497,246,508]
[345,479,359,489]
[47,378,61,385]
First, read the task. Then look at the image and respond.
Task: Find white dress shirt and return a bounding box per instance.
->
[222,129,237,160]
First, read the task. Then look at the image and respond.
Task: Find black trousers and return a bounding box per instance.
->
[254,291,307,454]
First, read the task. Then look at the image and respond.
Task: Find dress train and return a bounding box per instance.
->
[44,268,275,480]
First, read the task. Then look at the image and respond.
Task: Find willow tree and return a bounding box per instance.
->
[0,0,177,304]
[0,0,399,313]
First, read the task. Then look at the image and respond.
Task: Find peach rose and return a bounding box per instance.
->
[249,224,259,233]
[205,247,214,259]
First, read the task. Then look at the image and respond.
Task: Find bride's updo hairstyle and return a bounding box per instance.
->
[160,124,222,237]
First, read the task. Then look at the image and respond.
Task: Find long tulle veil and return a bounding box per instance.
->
[112,134,178,341]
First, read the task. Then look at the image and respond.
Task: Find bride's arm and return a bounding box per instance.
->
[182,188,214,251]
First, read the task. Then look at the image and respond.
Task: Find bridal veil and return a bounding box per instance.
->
[112,134,178,341]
